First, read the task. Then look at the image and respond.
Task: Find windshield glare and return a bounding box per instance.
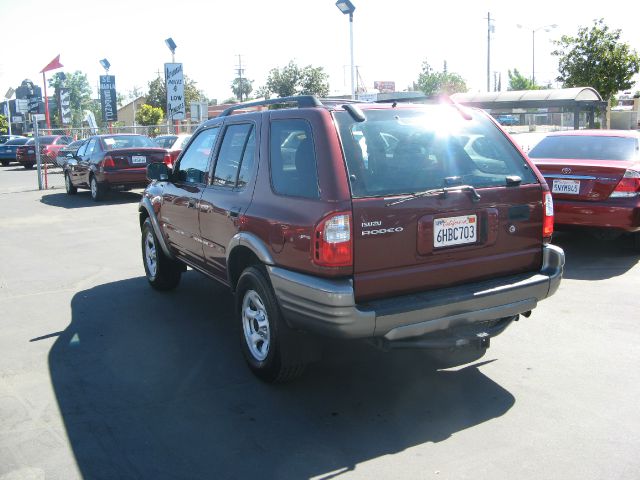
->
[528,135,639,161]
[102,135,156,151]
[334,107,537,198]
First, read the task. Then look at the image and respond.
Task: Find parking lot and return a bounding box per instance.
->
[1,164,639,480]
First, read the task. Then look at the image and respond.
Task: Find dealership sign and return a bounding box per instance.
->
[374,81,395,93]
[165,63,185,120]
[59,88,71,125]
[99,75,118,122]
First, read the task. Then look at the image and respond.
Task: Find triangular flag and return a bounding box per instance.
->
[40,55,63,73]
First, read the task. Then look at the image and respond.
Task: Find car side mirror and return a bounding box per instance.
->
[147,162,170,182]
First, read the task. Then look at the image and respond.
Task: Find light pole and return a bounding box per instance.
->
[518,23,558,85]
[165,37,177,63]
[335,0,356,99]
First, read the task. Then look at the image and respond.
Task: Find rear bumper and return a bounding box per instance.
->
[268,244,565,343]
[99,169,149,188]
[554,197,640,232]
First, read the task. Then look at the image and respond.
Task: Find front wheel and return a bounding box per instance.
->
[236,266,308,383]
[65,172,77,195]
[1,160,9,166]
[141,218,182,290]
[23,163,34,169]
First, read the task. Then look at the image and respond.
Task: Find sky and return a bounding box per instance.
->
[1,0,639,105]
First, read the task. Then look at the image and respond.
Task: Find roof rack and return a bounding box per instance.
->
[218,95,323,117]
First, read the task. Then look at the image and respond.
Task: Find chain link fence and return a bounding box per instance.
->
[37,123,200,141]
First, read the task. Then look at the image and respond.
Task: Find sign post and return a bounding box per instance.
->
[4,88,14,135]
[165,63,185,134]
[33,116,42,190]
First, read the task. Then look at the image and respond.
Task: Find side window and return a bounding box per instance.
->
[213,123,254,188]
[176,127,219,184]
[270,119,319,198]
[76,141,88,157]
[237,129,256,188]
[84,138,97,157]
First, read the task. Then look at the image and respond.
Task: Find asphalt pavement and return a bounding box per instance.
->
[1,165,639,480]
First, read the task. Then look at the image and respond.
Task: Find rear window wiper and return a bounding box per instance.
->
[386,184,481,206]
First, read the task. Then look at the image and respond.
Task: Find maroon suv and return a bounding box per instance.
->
[140,96,565,382]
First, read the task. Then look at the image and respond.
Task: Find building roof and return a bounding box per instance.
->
[451,87,606,110]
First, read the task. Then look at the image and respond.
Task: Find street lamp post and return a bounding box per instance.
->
[164,37,178,134]
[4,88,15,136]
[518,23,558,85]
[335,0,356,99]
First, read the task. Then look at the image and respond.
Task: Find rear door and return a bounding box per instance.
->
[528,134,639,201]
[335,107,544,302]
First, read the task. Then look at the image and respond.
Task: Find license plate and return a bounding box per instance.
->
[131,155,146,164]
[552,179,580,195]
[28,149,34,154]
[434,215,477,248]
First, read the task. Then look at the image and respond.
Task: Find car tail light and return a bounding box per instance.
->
[542,191,554,243]
[610,170,640,198]
[102,156,115,168]
[163,152,173,167]
[313,212,352,267]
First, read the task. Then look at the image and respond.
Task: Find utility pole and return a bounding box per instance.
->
[236,55,245,102]
[486,12,492,92]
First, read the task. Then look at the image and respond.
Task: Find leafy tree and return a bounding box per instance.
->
[135,104,164,126]
[508,68,539,90]
[0,114,8,134]
[146,74,206,114]
[416,61,467,96]
[552,19,640,101]
[264,61,330,98]
[231,77,253,102]
[48,71,93,128]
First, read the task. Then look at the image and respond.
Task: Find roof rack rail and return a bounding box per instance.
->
[218,95,323,117]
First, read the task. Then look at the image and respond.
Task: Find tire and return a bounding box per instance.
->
[64,172,77,195]
[90,175,107,201]
[1,160,9,166]
[23,163,34,169]
[141,218,182,291]
[633,232,640,253]
[236,266,308,383]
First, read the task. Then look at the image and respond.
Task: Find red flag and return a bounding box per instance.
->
[40,55,63,73]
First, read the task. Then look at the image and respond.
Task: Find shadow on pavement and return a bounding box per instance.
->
[553,231,639,281]
[45,272,514,479]
[40,191,141,209]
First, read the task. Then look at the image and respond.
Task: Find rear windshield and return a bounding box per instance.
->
[334,107,538,198]
[528,135,639,161]
[154,136,177,148]
[39,137,57,145]
[5,138,30,146]
[102,135,156,151]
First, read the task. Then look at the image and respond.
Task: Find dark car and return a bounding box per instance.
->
[528,130,640,250]
[153,134,192,167]
[139,95,564,382]
[16,135,73,169]
[55,139,87,168]
[0,137,30,166]
[64,134,170,201]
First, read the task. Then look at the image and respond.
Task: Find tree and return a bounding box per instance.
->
[0,114,7,134]
[552,19,640,101]
[48,71,93,128]
[231,77,253,102]
[263,61,330,98]
[508,68,539,90]
[135,104,164,126]
[146,74,206,114]
[416,61,468,96]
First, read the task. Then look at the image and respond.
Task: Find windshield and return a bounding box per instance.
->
[334,107,538,198]
[102,135,156,151]
[528,135,639,161]
[154,136,177,149]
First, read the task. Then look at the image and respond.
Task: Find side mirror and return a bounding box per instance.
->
[147,162,170,182]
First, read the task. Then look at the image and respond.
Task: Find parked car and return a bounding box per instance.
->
[139,95,564,382]
[495,114,519,126]
[55,139,87,168]
[528,130,640,250]
[64,134,171,201]
[0,134,26,145]
[0,137,30,166]
[153,134,192,167]
[16,135,73,169]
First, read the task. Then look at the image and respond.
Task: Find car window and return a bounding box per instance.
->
[76,140,88,157]
[84,138,97,157]
[270,119,319,198]
[334,107,538,198]
[213,124,254,188]
[180,135,192,149]
[102,135,156,151]
[154,136,177,149]
[176,127,219,184]
[528,135,639,161]
[5,138,29,146]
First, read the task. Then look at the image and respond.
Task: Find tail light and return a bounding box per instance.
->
[313,212,352,267]
[610,170,640,198]
[102,156,115,168]
[163,152,173,167]
[542,191,554,243]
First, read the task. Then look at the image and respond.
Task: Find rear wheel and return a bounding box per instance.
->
[90,175,107,201]
[64,172,77,195]
[1,160,9,166]
[23,163,34,169]
[141,218,182,290]
[236,266,308,383]
[633,232,640,253]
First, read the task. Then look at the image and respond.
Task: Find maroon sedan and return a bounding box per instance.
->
[16,135,73,169]
[64,134,170,201]
[528,130,640,249]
